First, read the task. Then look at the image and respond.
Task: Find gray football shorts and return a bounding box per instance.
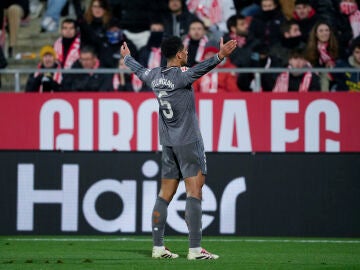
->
[161,140,207,179]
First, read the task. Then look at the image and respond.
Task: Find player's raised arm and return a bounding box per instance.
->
[121,42,150,83]
[184,38,237,84]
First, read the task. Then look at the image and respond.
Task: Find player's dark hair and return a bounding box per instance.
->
[161,36,184,59]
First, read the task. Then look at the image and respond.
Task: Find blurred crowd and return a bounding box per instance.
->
[1,0,360,92]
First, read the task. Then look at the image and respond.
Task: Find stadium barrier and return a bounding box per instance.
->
[0,151,359,236]
[0,67,358,92]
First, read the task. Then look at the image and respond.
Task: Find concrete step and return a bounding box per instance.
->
[6,17,58,58]
[1,17,64,91]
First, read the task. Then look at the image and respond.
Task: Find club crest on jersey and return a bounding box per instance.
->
[180,67,188,72]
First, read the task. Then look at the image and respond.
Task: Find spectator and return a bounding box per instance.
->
[162,0,198,38]
[335,0,360,58]
[305,21,339,91]
[0,0,30,58]
[310,0,338,27]
[193,46,239,92]
[113,57,143,91]
[248,0,286,47]
[334,36,360,91]
[53,18,81,69]
[186,0,235,39]
[233,0,261,17]
[223,14,260,68]
[139,21,166,68]
[269,19,306,67]
[293,0,319,43]
[183,19,210,67]
[273,48,320,92]
[25,45,62,92]
[78,0,112,55]
[99,19,138,68]
[62,46,113,91]
[136,21,167,91]
[237,43,279,91]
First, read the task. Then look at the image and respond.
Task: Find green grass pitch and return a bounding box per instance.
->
[1,236,359,269]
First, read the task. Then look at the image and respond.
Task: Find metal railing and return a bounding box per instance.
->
[0,67,357,92]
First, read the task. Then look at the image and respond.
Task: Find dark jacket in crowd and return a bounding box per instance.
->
[25,63,62,92]
[138,30,166,67]
[111,0,168,33]
[233,0,261,11]
[333,56,360,91]
[334,13,357,59]
[285,73,321,92]
[0,47,7,69]
[293,7,319,43]
[237,43,280,91]
[78,17,108,55]
[269,36,307,67]
[310,0,338,27]
[116,73,136,92]
[162,1,198,38]
[62,60,113,91]
[223,32,261,68]
[137,31,166,91]
[248,7,285,47]
[99,34,138,68]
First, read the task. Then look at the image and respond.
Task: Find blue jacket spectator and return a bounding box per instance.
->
[99,19,138,68]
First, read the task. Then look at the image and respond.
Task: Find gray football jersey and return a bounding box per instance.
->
[124,54,222,146]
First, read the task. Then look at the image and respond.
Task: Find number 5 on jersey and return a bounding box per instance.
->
[158,91,173,119]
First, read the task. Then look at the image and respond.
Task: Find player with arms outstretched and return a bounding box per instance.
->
[121,36,237,260]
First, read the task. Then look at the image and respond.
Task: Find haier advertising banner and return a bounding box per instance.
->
[0,92,359,152]
[1,151,359,236]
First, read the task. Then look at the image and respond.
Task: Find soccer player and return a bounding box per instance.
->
[120,36,237,260]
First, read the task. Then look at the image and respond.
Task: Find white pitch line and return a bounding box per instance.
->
[4,238,360,244]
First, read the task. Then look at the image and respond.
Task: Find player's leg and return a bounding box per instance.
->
[152,178,180,259]
[177,140,219,260]
[152,178,179,247]
[184,170,204,248]
[152,146,180,259]
[184,172,219,260]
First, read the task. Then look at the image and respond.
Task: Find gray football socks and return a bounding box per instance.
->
[152,197,169,247]
[185,196,202,248]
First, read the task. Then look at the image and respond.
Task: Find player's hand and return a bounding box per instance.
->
[218,38,237,60]
[120,42,131,57]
